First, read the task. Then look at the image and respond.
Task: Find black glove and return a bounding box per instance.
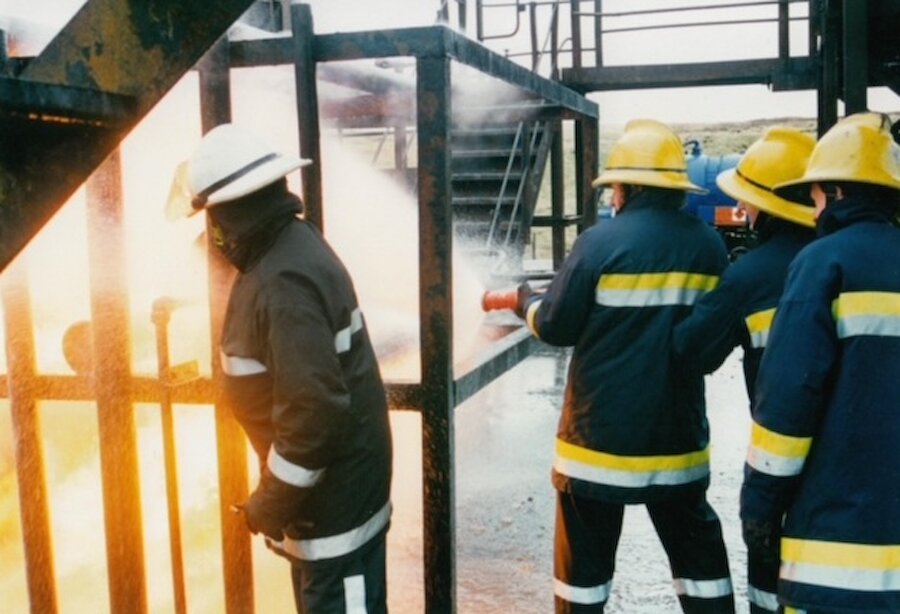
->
[514,282,535,319]
[742,519,781,567]
[240,490,285,542]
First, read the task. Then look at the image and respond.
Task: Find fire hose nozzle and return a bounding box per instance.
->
[481,288,520,312]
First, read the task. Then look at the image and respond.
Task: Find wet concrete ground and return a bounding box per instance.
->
[387,345,753,613]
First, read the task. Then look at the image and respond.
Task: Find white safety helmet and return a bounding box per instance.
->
[165,123,311,221]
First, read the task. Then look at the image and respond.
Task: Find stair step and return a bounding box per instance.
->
[453,196,518,207]
[452,148,525,158]
[453,171,524,181]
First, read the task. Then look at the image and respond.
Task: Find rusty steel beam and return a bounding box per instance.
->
[85,150,147,614]
[842,0,868,113]
[452,327,538,405]
[0,0,256,273]
[0,265,58,614]
[417,53,457,613]
[196,36,256,614]
[563,57,817,92]
[292,3,324,232]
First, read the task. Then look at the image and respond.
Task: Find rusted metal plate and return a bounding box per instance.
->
[0,0,256,273]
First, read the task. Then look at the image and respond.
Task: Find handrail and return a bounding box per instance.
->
[593,16,806,35]
[486,121,525,249]
[476,0,526,41]
[476,0,810,73]
[502,121,544,248]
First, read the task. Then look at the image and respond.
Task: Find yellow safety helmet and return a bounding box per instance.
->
[716,127,817,228]
[774,112,900,201]
[592,119,705,193]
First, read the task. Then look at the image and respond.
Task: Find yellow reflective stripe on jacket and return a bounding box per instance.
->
[832,291,900,338]
[746,421,812,477]
[745,307,776,349]
[595,272,719,307]
[781,538,900,592]
[554,439,710,488]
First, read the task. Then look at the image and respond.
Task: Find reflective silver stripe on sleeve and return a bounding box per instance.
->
[343,575,367,614]
[554,578,612,605]
[270,501,391,561]
[746,421,811,477]
[335,308,364,354]
[673,577,734,599]
[746,446,806,477]
[747,585,779,611]
[267,447,324,488]
[219,350,267,376]
[745,307,776,349]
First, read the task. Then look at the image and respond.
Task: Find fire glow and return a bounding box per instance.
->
[0,56,495,612]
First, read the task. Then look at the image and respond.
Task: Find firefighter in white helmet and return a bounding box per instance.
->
[518,119,735,613]
[174,124,392,614]
[672,127,817,614]
[741,111,900,613]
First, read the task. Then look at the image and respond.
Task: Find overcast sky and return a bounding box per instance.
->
[2,0,897,125]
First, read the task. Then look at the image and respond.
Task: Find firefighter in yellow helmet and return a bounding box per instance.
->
[672,127,817,614]
[174,124,393,614]
[518,119,734,613]
[741,112,900,613]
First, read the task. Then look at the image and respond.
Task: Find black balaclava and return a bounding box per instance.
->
[206,178,303,272]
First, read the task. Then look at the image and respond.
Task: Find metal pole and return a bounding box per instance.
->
[778,0,790,61]
[570,0,583,68]
[416,53,457,613]
[841,0,868,113]
[530,1,539,71]
[594,0,603,67]
[550,122,565,268]
[197,37,256,614]
[576,116,598,233]
[152,299,188,614]
[86,149,148,614]
[816,0,839,135]
[292,3,325,232]
[1,264,58,614]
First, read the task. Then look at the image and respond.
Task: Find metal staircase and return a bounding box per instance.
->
[450,117,552,270]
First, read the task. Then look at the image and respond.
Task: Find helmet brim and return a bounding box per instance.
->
[592,168,707,194]
[717,168,815,228]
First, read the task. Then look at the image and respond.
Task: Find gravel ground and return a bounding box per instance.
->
[388,345,753,613]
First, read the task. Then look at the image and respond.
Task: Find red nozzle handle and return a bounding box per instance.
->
[481,288,520,312]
